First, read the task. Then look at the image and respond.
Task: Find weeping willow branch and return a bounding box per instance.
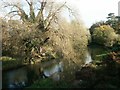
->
[2,0,76,32]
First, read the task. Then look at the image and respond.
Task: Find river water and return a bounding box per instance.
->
[2,45,109,88]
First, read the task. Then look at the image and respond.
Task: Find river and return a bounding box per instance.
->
[2,45,110,88]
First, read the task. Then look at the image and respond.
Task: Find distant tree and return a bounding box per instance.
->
[89,21,106,35]
[106,13,120,34]
[92,25,117,47]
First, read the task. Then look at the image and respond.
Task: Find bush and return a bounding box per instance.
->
[116,35,120,45]
[89,21,106,35]
[91,25,117,47]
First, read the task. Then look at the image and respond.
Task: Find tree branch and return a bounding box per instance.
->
[44,2,66,30]
[25,0,35,22]
[36,1,47,22]
[25,0,31,5]
[3,1,28,22]
[8,11,19,14]
[9,14,19,19]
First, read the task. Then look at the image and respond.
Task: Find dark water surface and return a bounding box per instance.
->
[2,46,109,88]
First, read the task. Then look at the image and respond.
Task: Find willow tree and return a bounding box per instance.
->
[2,0,74,62]
[2,0,70,32]
[2,0,89,64]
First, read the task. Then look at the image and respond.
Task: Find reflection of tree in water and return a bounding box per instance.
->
[26,67,40,84]
[40,61,63,80]
[59,48,92,83]
[27,70,35,84]
[88,45,109,60]
[60,59,80,83]
[39,67,47,78]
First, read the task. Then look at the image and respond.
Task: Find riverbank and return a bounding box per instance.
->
[27,51,120,88]
[2,45,120,88]
[28,78,72,88]
[1,56,59,71]
[0,56,26,71]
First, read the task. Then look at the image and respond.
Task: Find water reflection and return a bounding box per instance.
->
[3,68,28,88]
[85,49,92,64]
[3,60,64,88]
[43,61,63,81]
[3,46,109,88]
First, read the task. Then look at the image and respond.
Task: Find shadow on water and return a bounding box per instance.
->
[2,60,64,88]
[2,46,109,88]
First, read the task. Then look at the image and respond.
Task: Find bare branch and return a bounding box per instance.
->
[25,0,31,5]
[8,11,19,14]
[2,1,28,22]
[41,1,47,11]
[64,5,80,23]
[44,2,66,30]
[44,2,54,20]
[29,1,35,22]
[36,1,47,22]
[25,0,35,22]
[9,14,19,19]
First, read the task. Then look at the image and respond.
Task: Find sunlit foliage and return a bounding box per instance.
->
[91,25,117,47]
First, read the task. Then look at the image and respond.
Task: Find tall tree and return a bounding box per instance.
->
[2,0,70,32]
[106,13,120,34]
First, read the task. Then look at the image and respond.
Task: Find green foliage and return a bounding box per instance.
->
[106,13,120,34]
[91,25,116,47]
[90,13,120,47]
[89,21,106,35]
[0,56,16,61]
[112,35,120,51]
[116,35,120,45]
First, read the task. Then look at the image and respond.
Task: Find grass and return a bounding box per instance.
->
[0,56,24,71]
[28,78,72,88]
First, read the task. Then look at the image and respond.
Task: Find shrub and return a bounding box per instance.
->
[91,25,117,47]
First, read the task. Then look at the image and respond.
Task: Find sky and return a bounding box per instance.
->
[0,0,119,28]
[65,0,120,27]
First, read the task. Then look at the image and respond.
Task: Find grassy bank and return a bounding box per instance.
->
[0,56,25,71]
[27,50,120,89]
[75,50,120,88]
[27,78,72,88]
